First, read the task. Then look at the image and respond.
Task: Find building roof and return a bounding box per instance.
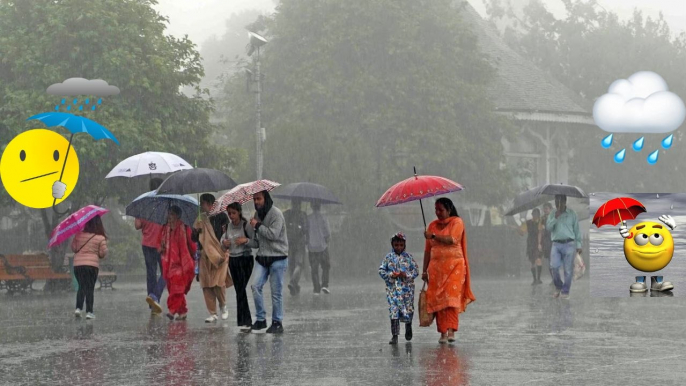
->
[457,1,592,121]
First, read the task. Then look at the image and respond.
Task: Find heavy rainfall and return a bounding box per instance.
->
[2,0,686,384]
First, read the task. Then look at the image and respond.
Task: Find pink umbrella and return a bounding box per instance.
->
[210,180,280,215]
[48,205,109,248]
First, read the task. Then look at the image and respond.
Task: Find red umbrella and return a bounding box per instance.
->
[592,197,646,228]
[375,167,463,227]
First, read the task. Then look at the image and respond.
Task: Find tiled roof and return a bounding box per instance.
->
[457,1,590,116]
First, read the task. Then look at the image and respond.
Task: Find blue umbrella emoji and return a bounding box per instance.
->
[27,112,120,213]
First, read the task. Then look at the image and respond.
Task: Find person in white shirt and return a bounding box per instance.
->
[307,201,331,294]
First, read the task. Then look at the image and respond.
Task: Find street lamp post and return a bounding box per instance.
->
[247,31,268,180]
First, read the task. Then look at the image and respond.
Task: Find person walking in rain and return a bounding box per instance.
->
[159,206,197,320]
[136,178,165,315]
[72,216,108,319]
[518,208,544,285]
[307,201,332,294]
[284,199,308,296]
[192,194,230,323]
[546,195,582,299]
[379,232,419,344]
[250,190,289,333]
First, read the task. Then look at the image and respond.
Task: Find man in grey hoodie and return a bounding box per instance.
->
[250,190,289,333]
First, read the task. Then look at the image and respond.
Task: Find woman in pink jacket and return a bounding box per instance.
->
[71,216,108,319]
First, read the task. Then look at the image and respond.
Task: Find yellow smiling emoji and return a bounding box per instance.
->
[1,129,79,208]
[623,221,674,272]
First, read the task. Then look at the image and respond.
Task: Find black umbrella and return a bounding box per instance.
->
[272,182,342,204]
[505,183,588,216]
[156,168,238,195]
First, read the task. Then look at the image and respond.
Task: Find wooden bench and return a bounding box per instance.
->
[0,255,33,294]
[0,254,118,292]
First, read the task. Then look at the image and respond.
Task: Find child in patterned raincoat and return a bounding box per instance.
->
[379,232,419,345]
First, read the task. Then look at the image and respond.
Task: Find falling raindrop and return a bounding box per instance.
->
[614,149,626,163]
[601,134,613,149]
[647,150,659,164]
[594,249,599,254]
[657,194,660,199]
[662,134,673,149]
[61,98,65,104]
[73,98,78,104]
[671,204,674,210]
[54,105,59,111]
[91,105,96,111]
[97,98,102,105]
[66,105,71,111]
[79,105,83,111]
[632,136,644,151]
[85,98,89,104]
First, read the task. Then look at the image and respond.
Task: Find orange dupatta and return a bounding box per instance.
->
[424,216,476,314]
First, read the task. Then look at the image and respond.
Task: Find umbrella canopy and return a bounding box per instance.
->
[375,175,463,208]
[27,112,120,145]
[156,168,238,195]
[105,152,192,178]
[48,205,109,248]
[592,197,647,228]
[271,182,342,204]
[210,180,281,215]
[126,190,199,227]
[537,183,587,198]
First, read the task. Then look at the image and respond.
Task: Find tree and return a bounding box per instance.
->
[0,0,245,271]
[485,0,686,193]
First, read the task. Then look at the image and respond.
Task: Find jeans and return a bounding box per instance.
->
[143,246,165,302]
[550,241,575,294]
[252,258,288,323]
[309,248,330,293]
[74,266,99,313]
[229,255,254,327]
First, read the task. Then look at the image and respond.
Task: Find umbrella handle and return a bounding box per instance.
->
[52,133,75,213]
[617,210,623,224]
[419,198,427,228]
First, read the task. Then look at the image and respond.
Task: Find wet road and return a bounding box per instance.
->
[1,276,686,385]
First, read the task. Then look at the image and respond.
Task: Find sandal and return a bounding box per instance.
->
[447,330,456,342]
[439,334,448,344]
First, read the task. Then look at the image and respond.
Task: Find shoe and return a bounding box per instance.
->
[251,320,267,331]
[651,276,674,292]
[240,325,252,332]
[553,289,561,298]
[389,335,398,345]
[75,309,82,318]
[313,291,320,296]
[176,313,187,321]
[166,313,175,321]
[439,334,448,344]
[321,287,330,294]
[536,279,543,284]
[85,313,95,320]
[405,324,413,341]
[146,296,163,314]
[447,330,455,342]
[288,284,296,296]
[221,307,229,320]
[205,315,218,323]
[266,321,284,334]
[560,293,570,300]
[630,282,648,293]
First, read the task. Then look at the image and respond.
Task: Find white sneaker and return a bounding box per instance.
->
[321,287,330,294]
[75,309,82,318]
[221,306,229,320]
[205,315,218,323]
[86,313,95,320]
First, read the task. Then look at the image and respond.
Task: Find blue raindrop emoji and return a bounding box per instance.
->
[614,149,626,163]
[61,98,65,104]
[662,134,673,149]
[97,98,102,105]
[79,105,83,111]
[85,98,89,104]
[648,150,659,164]
[601,134,613,149]
[66,105,71,111]
[91,105,96,111]
[632,137,644,151]
[54,105,59,111]
[73,98,78,105]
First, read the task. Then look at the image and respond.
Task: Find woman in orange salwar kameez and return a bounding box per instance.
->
[158,206,197,321]
[422,197,476,344]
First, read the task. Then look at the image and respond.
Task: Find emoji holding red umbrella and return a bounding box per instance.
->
[593,197,675,293]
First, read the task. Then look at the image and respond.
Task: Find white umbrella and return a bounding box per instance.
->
[105,151,193,178]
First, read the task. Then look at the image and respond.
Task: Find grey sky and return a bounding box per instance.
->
[154,0,686,49]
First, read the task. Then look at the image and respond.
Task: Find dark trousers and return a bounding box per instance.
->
[309,248,330,293]
[143,246,165,302]
[229,255,254,327]
[288,243,306,288]
[74,266,99,313]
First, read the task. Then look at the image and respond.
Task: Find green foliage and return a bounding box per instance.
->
[0,0,245,239]
[486,0,686,193]
[218,0,515,209]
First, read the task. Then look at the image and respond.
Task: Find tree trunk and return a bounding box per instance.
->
[41,201,80,292]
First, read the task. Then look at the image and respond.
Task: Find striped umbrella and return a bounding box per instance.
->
[210,180,280,215]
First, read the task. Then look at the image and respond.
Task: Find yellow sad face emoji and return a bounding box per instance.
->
[623,221,674,272]
[0,129,79,208]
